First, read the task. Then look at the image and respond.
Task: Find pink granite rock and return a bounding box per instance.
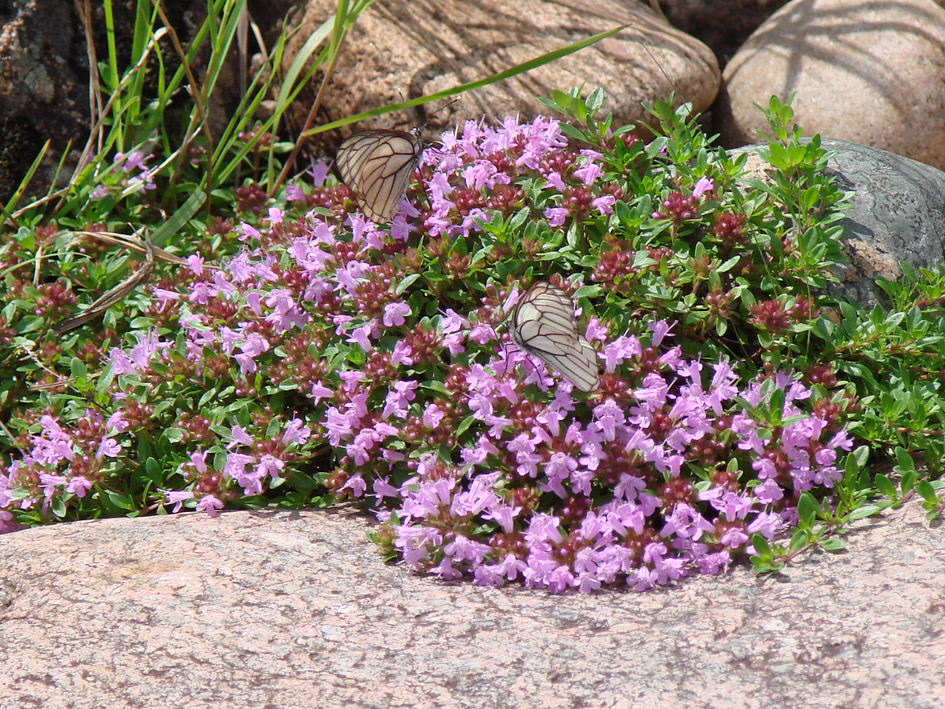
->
[715,0,945,170]
[281,0,720,148]
[0,499,942,707]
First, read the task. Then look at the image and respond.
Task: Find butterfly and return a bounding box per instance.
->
[508,281,601,393]
[336,127,424,223]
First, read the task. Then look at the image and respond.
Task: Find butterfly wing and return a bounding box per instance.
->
[510,282,601,393]
[336,129,423,222]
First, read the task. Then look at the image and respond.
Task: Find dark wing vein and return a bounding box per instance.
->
[337,130,423,222]
[510,281,600,392]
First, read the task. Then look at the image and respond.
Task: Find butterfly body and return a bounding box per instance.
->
[509,281,601,393]
[336,128,424,223]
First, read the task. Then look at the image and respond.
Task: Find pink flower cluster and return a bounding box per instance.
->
[370,326,852,592]
[0,113,856,593]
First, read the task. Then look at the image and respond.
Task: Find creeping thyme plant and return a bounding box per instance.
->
[2,88,944,593]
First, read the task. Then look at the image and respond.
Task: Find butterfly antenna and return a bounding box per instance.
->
[412,97,461,137]
[430,97,461,118]
[632,11,676,97]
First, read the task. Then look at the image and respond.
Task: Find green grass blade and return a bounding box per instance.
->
[1,139,50,226]
[308,22,629,136]
[149,186,207,248]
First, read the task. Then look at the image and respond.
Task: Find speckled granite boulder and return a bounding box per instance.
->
[0,501,942,707]
[715,0,945,171]
[282,0,720,149]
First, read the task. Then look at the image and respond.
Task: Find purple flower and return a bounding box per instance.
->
[574,150,603,185]
[39,473,66,502]
[719,526,750,549]
[187,254,205,275]
[234,332,270,375]
[265,290,309,332]
[382,380,417,420]
[544,207,569,227]
[346,323,374,351]
[463,161,506,191]
[422,403,445,429]
[108,348,137,375]
[692,176,714,199]
[228,425,254,448]
[541,452,576,497]
[31,417,74,466]
[593,195,615,214]
[282,419,311,446]
[524,513,563,546]
[483,503,520,533]
[340,474,367,497]
[371,477,399,505]
[115,150,146,172]
[284,184,306,202]
[753,479,784,504]
[256,454,285,481]
[383,301,411,327]
[544,172,566,191]
[195,494,223,516]
[307,160,331,187]
[661,503,715,541]
[127,330,171,371]
[473,554,528,587]
[190,450,209,474]
[96,438,121,459]
[66,477,92,498]
[693,549,732,575]
[391,340,415,366]
[225,452,260,494]
[649,320,674,347]
[163,489,194,513]
[747,511,785,538]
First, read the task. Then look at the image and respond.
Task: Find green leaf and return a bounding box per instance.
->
[585,87,604,115]
[150,187,206,247]
[851,445,869,468]
[875,474,896,499]
[144,456,163,484]
[70,357,88,382]
[311,23,630,137]
[797,492,817,526]
[750,556,778,573]
[818,537,845,552]
[105,490,136,511]
[1,139,50,223]
[788,529,809,552]
[847,503,884,521]
[454,414,477,437]
[899,469,916,494]
[915,480,938,503]
[395,273,422,295]
[198,387,220,408]
[750,533,771,557]
[893,446,915,472]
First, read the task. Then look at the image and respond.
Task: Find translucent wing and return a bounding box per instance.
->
[509,281,601,393]
[336,129,423,223]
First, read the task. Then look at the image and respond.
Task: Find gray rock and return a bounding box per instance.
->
[0,500,942,707]
[732,139,945,309]
[0,0,207,202]
[0,0,86,201]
